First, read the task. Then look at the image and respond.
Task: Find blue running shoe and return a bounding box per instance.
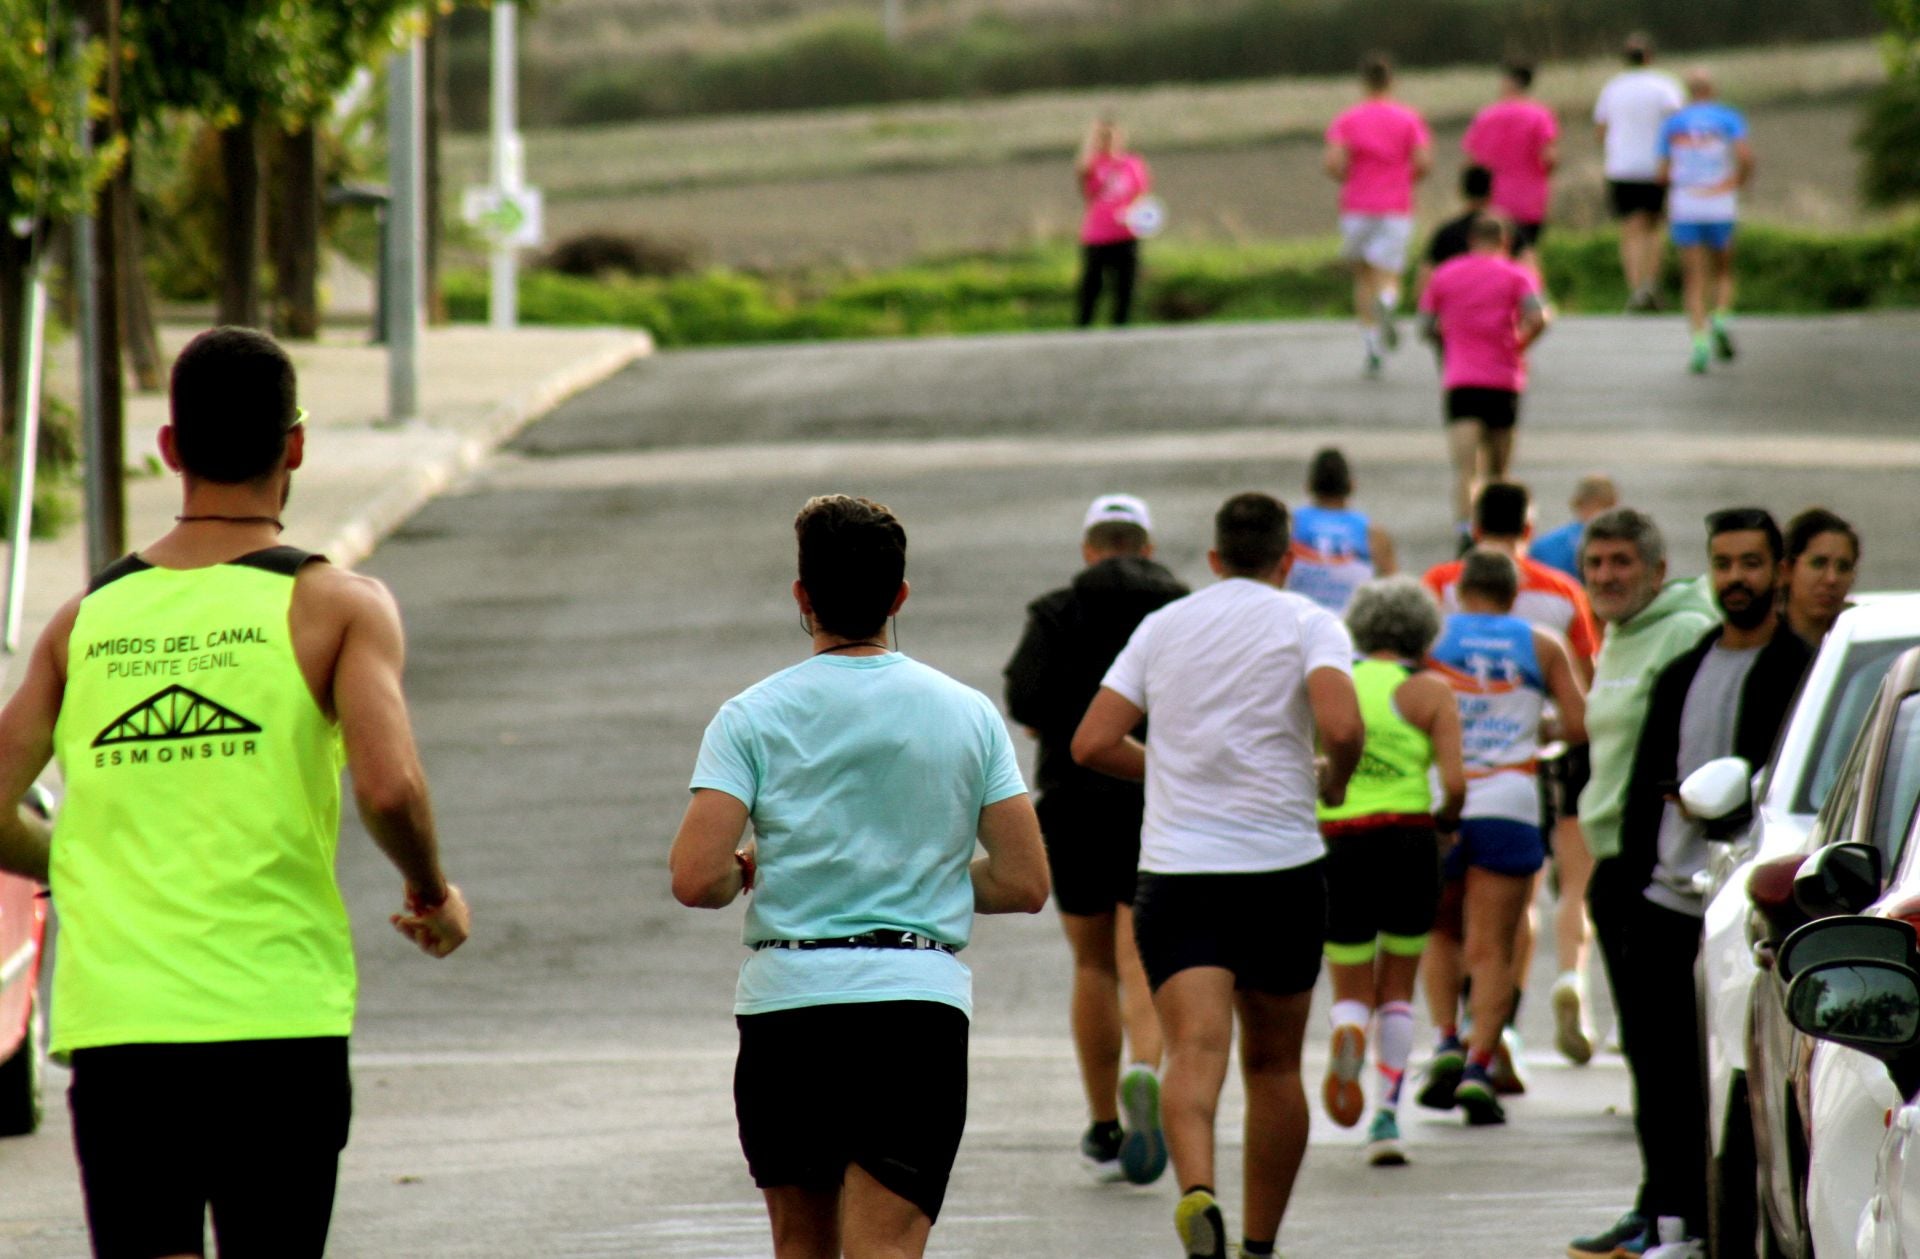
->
[1455,1063,1506,1126]
[1119,1064,1168,1185]
[1417,1039,1465,1111]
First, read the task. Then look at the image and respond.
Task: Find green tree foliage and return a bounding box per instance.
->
[1860,0,1920,204]
[0,0,120,228]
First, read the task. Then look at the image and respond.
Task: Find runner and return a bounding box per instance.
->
[1658,68,1754,374]
[1285,447,1399,615]
[1530,474,1620,580]
[1463,63,1560,260]
[0,327,470,1258]
[1325,54,1434,377]
[1316,577,1466,1167]
[1416,166,1492,294]
[1076,116,1153,327]
[1073,492,1363,1259]
[672,494,1049,1259]
[1418,215,1551,545]
[1418,550,1585,1126]
[1004,494,1187,1184]
[1594,34,1684,310]
[1781,507,1860,645]
[1423,481,1600,1077]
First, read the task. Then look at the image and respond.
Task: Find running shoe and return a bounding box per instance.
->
[1375,293,1400,350]
[1688,341,1710,375]
[1416,1039,1464,1111]
[1364,1109,1408,1167]
[1119,1064,1168,1185]
[1712,318,1736,362]
[1491,1027,1528,1096]
[1567,1211,1648,1259]
[1322,1023,1367,1128]
[1174,1188,1228,1259]
[1625,287,1658,313]
[1454,1063,1506,1126]
[1081,1120,1125,1183]
[1642,1217,1703,1258]
[1364,348,1383,378]
[1552,971,1594,1065]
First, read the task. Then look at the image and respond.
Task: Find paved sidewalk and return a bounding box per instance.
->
[11,324,652,685]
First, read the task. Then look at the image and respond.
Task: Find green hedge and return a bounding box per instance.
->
[445,222,1920,347]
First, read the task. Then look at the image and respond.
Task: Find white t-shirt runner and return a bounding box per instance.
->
[1593,69,1685,181]
[1100,577,1354,874]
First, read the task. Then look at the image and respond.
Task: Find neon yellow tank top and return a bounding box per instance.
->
[49,548,350,1056]
[1318,657,1435,823]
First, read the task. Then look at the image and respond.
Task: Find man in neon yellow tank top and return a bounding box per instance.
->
[0,326,470,1259]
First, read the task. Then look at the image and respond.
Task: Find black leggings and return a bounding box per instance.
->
[1077,240,1139,327]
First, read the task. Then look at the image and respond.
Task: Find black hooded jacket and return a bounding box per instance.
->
[1003,555,1188,801]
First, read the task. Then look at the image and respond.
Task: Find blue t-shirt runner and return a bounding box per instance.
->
[1285,504,1375,614]
[1659,100,1747,237]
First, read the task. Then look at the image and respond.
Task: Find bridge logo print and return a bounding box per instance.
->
[92,685,263,748]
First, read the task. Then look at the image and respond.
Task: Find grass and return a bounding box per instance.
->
[444,39,1885,202]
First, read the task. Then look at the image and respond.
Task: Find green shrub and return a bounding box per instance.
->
[1858,74,1920,206]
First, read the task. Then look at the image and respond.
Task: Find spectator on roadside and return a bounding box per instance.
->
[1004,493,1187,1186]
[1464,63,1560,261]
[1076,116,1153,327]
[1285,447,1398,615]
[1781,507,1861,645]
[1594,33,1685,310]
[1531,474,1621,581]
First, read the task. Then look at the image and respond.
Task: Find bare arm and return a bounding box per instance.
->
[669,788,752,908]
[0,601,74,881]
[972,794,1049,914]
[333,576,468,956]
[1323,140,1349,183]
[1412,141,1433,182]
[1594,121,1608,150]
[1400,672,1466,827]
[1071,687,1147,782]
[1308,666,1364,807]
[1536,628,1588,746]
[1369,523,1398,577]
[1517,294,1551,350]
[1733,138,1755,189]
[1541,137,1560,174]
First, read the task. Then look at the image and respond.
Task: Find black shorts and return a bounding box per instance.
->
[1547,743,1592,824]
[67,1036,352,1259]
[1512,221,1544,251]
[1322,820,1445,952]
[1037,789,1143,917]
[1132,862,1326,995]
[1609,180,1667,219]
[735,1000,968,1223]
[1445,386,1520,431]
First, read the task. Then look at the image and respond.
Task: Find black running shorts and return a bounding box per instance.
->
[1609,180,1667,219]
[1036,789,1144,917]
[1445,386,1520,430]
[1132,862,1326,995]
[735,1000,968,1223]
[67,1037,352,1259]
[1322,820,1445,948]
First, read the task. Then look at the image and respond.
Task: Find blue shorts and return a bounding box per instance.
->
[1443,817,1546,879]
[1670,221,1735,250]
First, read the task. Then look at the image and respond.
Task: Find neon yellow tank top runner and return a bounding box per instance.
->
[49,549,350,1056]
[1318,657,1435,823]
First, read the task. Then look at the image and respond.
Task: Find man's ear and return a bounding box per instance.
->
[889,580,910,616]
[1206,549,1226,577]
[157,425,184,474]
[283,424,306,472]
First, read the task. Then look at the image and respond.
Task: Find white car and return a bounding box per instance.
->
[1697,598,1920,1255]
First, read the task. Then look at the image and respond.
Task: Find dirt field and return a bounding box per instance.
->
[535,97,1873,271]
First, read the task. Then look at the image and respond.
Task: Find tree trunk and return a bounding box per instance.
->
[216,118,263,328]
[82,0,125,561]
[0,232,28,452]
[115,147,163,391]
[423,16,448,324]
[271,125,321,339]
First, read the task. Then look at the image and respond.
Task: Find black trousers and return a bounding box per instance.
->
[1617,893,1709,1234]
[1077,240,1139,326]
[1588,855,1650,1215]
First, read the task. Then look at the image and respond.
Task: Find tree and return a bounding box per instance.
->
[1859,0,1920,205]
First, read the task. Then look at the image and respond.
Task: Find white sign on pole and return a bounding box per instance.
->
[461,185,544,248]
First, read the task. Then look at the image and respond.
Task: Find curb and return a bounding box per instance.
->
[319,331,654,568]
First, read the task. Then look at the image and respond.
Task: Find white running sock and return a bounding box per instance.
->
[1375,1001,1415,1108]
[1330,999,1370,1033]
[1379,287,1400,311]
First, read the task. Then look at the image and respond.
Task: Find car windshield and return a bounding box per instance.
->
[1796,638,1920,815]
[1873,694,1920,865]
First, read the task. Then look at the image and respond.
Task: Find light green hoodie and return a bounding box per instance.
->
[1579,575,1720,860]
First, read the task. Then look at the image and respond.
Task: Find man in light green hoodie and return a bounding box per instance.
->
[1566,507,1717,1259]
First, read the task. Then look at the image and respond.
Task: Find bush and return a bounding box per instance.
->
[543,231,703,279]
[1858,74,1920,207]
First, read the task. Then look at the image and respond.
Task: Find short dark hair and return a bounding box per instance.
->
[1505,62,1535,90]
[1468,212,1513,249]
[1474,481,1530,538]
[1459,548,1520,608]
[1361,53,1393,92]
[1624,32,1652,66]
[1705,506,1784,564]
[1214,492,1290,576]
[1785,507,1859,565]
[1461,165,1493,200]
[1085,520,1149,555]
[1307,447,1353,498]
[169,326,299,483]
[795,495,907,639]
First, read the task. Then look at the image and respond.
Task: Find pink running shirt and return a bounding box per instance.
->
[1462,99,1559,225]
[1326,100,1432,214]
[1080,153,1151,246]
[1418,253,1543,392]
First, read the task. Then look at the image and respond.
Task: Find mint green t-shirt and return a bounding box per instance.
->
[690,652,1027,1018]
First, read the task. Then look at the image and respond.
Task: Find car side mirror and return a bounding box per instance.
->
[1786,958,1920,1061]
[1794,842,1885,919]
[1779,914,1919,984]
[1681,755,1754,840]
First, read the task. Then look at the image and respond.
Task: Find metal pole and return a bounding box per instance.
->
[489,1,518,330]
[385,40,423,424]
[73,18,112,577]
[883,0,901,44]
[4,259,48,651]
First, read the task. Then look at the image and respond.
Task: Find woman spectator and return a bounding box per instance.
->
[1075,116,1152,327]
[1782,507,1860,644]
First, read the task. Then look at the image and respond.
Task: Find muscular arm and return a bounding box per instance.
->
[1536,628,1588,747]
[1308,666,1364,807]
[1071,687,1147,782]
[669,788,751,908]
[0,600,75,881]
[972,794,1049,914]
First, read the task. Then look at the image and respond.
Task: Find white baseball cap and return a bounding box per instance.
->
[1083,493,1153,532]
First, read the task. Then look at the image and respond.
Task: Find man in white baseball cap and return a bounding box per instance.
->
[1004,493,1187,1185]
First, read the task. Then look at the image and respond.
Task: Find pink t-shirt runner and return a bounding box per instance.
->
[1080,153,1151,245]
[1463,98,1559,224]
[1418,252,1543,392]
[1325,99,1432,214]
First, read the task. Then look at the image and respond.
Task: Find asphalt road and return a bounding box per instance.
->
[5,314,1919,1257]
